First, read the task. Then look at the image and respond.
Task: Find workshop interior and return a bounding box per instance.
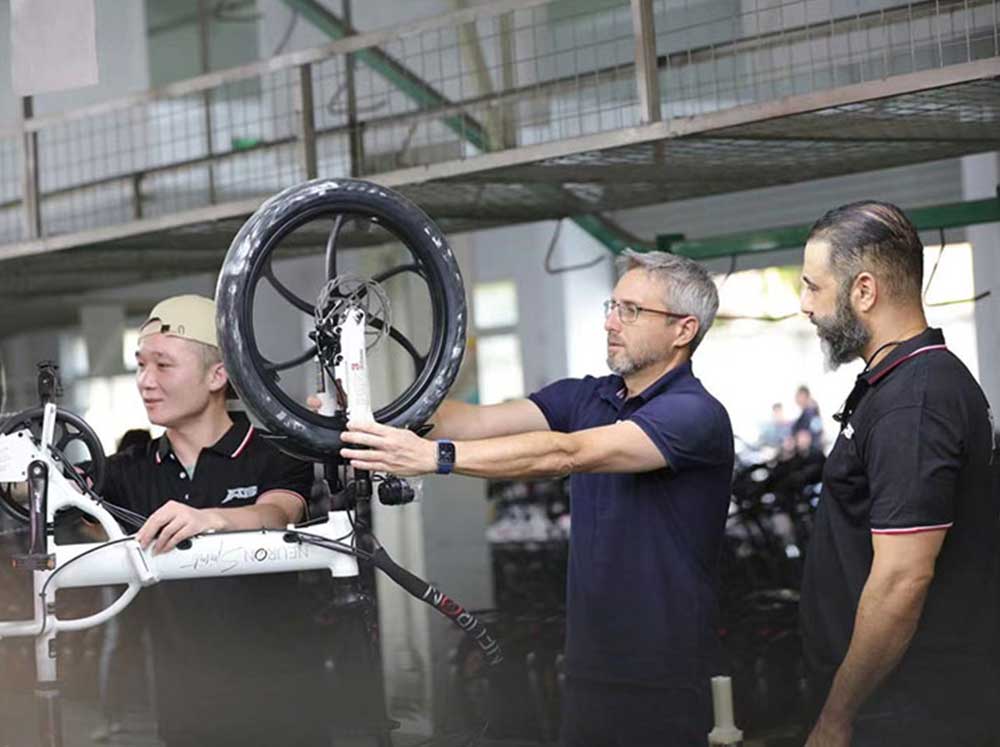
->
[1,1,999,746]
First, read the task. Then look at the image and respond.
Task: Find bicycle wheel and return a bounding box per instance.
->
[216,178,467,462]
[0,407,106,523]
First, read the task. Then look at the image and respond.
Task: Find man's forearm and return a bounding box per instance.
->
[427,400,475,440]
[456,431,577,479]
[428,398,549,441]
[819,571,931,724]
[205,502,294,531]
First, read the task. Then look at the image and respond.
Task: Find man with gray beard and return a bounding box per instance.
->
[340,251,734,745]
[798,202,999,747]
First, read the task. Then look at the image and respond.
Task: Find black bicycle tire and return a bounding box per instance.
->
[216,178,466,461]
[0,406,107,523]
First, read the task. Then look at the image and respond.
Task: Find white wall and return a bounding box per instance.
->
[470,221,572,393]
[964,152,1000,413]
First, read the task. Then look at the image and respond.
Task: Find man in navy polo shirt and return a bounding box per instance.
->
[798,202,999,746]
[99,295,327,747]
[342,251,735,745]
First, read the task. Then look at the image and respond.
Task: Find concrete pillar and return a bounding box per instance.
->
[962,153,1000,412]
[0,332,61,412]
[80,304,126,378]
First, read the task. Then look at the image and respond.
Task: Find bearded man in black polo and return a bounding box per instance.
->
[799,202,999,747]
[100,295,326,747]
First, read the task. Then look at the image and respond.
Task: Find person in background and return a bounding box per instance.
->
[758,402,790,449]
[792,385,824,451]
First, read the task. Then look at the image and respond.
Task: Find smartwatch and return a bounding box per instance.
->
[436,440,456,475]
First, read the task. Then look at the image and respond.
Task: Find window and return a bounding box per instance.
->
[476,334,525,405]
[473,281,520,329]
[473,281,525,405]
[58,333,88,381]
[122,329,140,372]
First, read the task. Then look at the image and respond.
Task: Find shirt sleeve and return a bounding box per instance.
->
[629,393,732,472]
[99,452,133,508]
[91,451,146,531]
[527,377,589,432]
[864,405,960,533]
[258,450,313,519]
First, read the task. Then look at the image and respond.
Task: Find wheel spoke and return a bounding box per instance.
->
[325,215,345,282]
[372,263,423,284]
[263,345,319,372]
[263,259,315,314]
[368,318,426,369]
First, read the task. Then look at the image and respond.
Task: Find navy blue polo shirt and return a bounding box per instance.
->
[529,361,734,687]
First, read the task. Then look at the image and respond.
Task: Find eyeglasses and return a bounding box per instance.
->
[602,299,690,325]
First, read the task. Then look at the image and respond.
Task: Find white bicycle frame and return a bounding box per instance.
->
[0,309,374,689]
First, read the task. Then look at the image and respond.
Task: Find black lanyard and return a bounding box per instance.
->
[833,343,948,431]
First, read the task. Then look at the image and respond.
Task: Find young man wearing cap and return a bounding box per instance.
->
[99,294,327,747]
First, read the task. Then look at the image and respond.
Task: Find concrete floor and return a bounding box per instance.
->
[0,687,788,747]
[0,688,547,747]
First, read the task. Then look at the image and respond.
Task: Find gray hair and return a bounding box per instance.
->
[616,250,719,353]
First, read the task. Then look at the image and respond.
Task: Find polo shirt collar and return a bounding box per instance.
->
[861,327,946,386]
[154,412,255,464]
[154,435,171,464]
[599,361,694,405]
[833,327,946,432]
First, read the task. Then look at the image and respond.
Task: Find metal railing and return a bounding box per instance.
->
[0,0,996,247]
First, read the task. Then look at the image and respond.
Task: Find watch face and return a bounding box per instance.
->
[438,441,456,464]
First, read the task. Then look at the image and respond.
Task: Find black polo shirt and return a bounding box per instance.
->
[101,413,323,743]
[801,328,999,720]
[103,412,310,520]
[529,362,734,689]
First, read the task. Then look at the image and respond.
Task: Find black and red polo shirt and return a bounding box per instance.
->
[801,327,999,722]
[102,411,310,522]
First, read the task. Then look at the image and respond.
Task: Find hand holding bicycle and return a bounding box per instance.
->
[136,500,225,554]
[340,420,437,476]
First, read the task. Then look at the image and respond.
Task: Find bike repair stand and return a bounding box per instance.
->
[317,310,398,746]
[12,364,65,747]
[322,462,399,747]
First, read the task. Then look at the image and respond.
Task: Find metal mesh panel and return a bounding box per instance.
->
[655,0,1000,114]
[0,0,996,286]
[335,0,639,172]
[399,78,1000,217]
[32,67,305,235]
[312,56,355,177]
[0,78,996,337]
[0,134,23,244]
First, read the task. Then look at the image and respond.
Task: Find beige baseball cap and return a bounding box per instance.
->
[139,295,218,348]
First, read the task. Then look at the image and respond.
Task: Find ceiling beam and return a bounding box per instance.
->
[658,194,1000,260]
